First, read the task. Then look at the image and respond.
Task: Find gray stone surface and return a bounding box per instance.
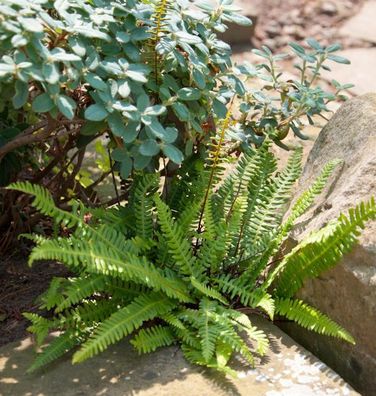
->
[282,93,376,396]
[0,316,357,396]
[339,1,376,45]
[322,48,376,96]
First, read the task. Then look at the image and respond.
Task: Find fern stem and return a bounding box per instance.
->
[195,99,234,246]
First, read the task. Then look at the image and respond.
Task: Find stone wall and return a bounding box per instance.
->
[279,93,376,395]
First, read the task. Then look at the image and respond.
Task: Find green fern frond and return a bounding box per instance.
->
[64,300,119,327]
[190,277,228,305]
[161,312,186,330]
[131,174,158,240]
[231,143,277,258]
[28,331,80,373]
[176,198,202,236]
[255,159,341,272]
[8,182,81,228]
[55,275,107,313]
[197,299,219,362]
[131,325,176,353]
[283,159,341,231]
[155,195,195,275]
[72,292,176,363]
[196,106,233,237]
[29,237,192,303]
[270,197,376,296]
[275,298,355,343]
[228,310,269,355]
[39,277,67,310]
[246,147,303,246]
[23,313,58,346]
[173,327,201,349]
[217,325,255,366]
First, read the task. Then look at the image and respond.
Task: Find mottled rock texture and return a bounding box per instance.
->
[280,93,376,396]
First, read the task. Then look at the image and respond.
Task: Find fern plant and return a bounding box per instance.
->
[9,134,375,375]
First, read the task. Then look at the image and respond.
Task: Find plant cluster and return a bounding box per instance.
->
[1,0,367,379]
[0,0,351,252]
[10,129,374,373]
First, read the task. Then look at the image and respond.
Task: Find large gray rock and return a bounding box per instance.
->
[0,316,356,396]
[280,93,376,395]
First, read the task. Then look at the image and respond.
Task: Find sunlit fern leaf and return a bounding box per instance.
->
[173,327,201,350]
[245,147,303,248]
[155,194,195,276]
[29,237,191,303]
[269,197,376,297]
[257,159,341,267]
[231,142,277,258]
[167,155,205,212]
[181,343,238,377]
[282,159,341,232]
[131,174,159,240]
[196,107,233,237]
[237,148,303,285]
[215,277,274,319]
[8,182,82,228]
[176,198,202,237]
[64,300,119,327]
[55,275,107,313]
[217,324,255,366]
[28,331,80,373]
[191,277,228,305]
[105,280,148,302]
[197,299,219,362]
[275,298,355,343]
[72,292,177,363]
[131,325,176,353]
[222,308,269,355]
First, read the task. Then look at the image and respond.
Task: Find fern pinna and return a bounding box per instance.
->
[9,137,375,375]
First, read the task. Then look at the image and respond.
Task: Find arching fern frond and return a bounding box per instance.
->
[55,275,107,313]
[131,325,176,353]
[270,197,376,296]
[29,237,191,302]
[190,277,228,305]
[155,194,195,276]
[255,159,341,272]
[131,174,159,240]
[72,292,176,363]
[28,331,80,373]
[8,182,81,228]
[275,298,355,343]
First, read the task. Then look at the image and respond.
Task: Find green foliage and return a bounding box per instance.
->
[0,0,353,253]
[0,0,350,174]
[9,137,374,375]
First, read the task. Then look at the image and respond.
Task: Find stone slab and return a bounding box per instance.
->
[281,94,376,396]
[0,316,357,396]
[339,1,376,44]
[322,48,376,95]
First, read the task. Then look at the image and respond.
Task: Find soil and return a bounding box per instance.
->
[0,249,70,347]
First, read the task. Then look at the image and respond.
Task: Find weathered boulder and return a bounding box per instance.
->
[280,93,376,395]
[0,316,356,396]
